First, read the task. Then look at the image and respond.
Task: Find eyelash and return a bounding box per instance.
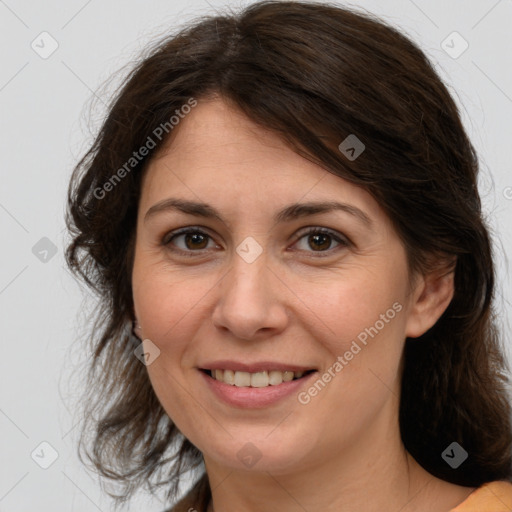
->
[161,226,350,258]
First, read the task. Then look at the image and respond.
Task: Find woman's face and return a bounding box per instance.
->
[131,96,433,475]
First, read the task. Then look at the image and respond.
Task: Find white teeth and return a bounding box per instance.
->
[234,371,251,387]
[223,369,235,385]
[282,371,294,382]
[251,371,269,388]
[268,370,283,385]
[209,369,310,387]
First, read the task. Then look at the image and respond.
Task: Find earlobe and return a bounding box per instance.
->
[132,318,142,340]
[405,266,456,339]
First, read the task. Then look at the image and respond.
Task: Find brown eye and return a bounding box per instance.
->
[307,233,332,251]
[182,232,209,250]
[293,227,349,255]
[162,226,349,258]
[163,228,216,254]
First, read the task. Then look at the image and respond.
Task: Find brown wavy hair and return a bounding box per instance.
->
[65,0,512,505]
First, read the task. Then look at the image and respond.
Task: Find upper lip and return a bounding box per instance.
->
[199,360,317,373]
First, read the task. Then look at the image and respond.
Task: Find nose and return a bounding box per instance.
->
[211,249,289,341]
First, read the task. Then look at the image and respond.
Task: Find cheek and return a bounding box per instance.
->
[293,266,408,421]
[131,266,213,433]
[292,265,407,357]
[297,277,407,429]
[133,256,193,333]
[132,262,221,369]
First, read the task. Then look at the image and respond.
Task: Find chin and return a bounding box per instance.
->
[203,432,316,474]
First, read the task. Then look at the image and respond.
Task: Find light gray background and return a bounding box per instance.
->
[1,0,511,510]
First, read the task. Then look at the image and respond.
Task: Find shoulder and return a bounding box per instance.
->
[450,481,512,511]
[162,473,210,512]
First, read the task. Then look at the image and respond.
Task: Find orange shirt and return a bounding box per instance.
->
[450,481,512,511]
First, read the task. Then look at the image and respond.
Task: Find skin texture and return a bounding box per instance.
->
[131,97,475,511]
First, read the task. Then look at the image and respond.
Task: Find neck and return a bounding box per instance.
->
[202,398,473,512]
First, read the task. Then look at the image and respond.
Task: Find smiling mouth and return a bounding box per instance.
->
[200,368,317,387]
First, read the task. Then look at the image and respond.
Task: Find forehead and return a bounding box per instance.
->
[147,97,318,178]
[139,97,386,226]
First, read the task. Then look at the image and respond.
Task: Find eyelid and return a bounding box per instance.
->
[161,225,351,257]
[290,226,350,256]
[161,226,220,257]
[293,226,350,244]
[161,226,215,246]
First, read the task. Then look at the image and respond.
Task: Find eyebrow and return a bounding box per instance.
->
[144,198,373,228]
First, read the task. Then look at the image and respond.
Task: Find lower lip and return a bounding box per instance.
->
[200,370,317,408]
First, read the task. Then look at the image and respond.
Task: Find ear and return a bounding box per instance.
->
[405,259,456,339]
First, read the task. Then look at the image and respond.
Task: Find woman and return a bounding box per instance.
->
[65,1,512,510]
